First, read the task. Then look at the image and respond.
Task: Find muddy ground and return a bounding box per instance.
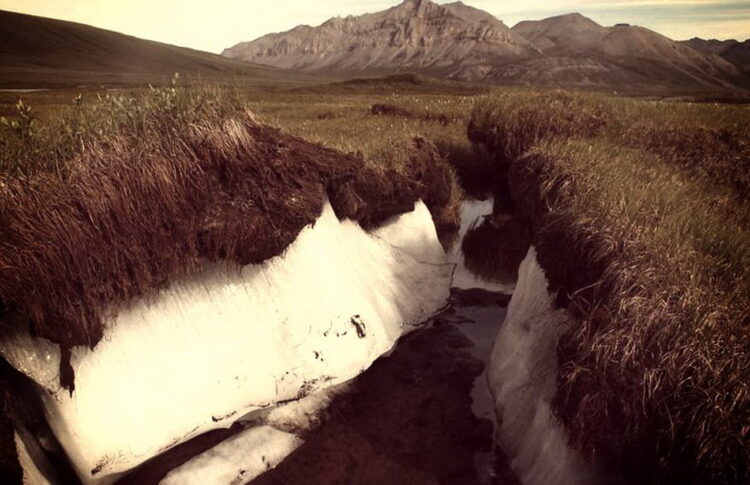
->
[248,289,519,485]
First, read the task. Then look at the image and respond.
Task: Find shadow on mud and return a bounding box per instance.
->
[249,324,493,485]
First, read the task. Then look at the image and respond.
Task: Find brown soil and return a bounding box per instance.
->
[370,103,412,117]
[249,322,517,485]
[433,140,500,199]
[461,216,532,286]
[317,111,341,120]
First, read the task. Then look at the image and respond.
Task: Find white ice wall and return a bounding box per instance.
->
[487,247,602,485]
[14,432,50,485]
[159,426,302,485]
[370,202,445,264]
[1,200,452,484]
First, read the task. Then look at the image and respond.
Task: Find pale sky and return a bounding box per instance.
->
[1,0,748,53]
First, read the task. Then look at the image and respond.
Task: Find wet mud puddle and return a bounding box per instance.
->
[247,198,520,485]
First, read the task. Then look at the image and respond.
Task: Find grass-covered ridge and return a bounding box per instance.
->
[0,82,461,390]
[470,91,750,483]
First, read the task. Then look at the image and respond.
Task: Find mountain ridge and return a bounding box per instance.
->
[682,37,750,73]
[223,0,749,94]
[222,0,538,79]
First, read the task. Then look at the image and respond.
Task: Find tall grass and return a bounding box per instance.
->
[0,77,245,177]
[470,91,750,483]
[245,90,475,174]
[467,91,611,165]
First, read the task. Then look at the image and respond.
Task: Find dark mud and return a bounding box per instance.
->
[449,288,511,308]
[0,358,79,484]
[0,381,21,484]
[249,318,517,485]
[461,216,531,287]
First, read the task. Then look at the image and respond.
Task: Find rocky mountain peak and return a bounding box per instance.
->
[221,0,535,75]
[388,0,446,20]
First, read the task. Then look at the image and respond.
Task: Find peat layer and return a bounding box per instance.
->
[0,114,458,393]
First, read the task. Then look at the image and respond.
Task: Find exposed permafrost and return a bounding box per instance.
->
[488,247,602,485]
[160,426,302,485]
[14,432,49,485]
[2,200,452,484]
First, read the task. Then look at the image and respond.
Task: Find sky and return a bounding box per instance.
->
[1,0,748,53]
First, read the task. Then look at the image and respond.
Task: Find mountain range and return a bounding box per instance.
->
[1,1,748,94]
[223,0,749,94]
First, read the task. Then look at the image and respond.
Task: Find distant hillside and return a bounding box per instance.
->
[0,9,321,88]
[507,14,746,93]
[680,37,750,73]
[223,0,749,94]
[681,37,739,55]
[723,41,750,72]
[512,12,607,52]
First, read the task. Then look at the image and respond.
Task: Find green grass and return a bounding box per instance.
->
[0,77,470,228]
[467,90,612,164]
[470,90,750,483]
[0,78,248,176]
[0,75,481,176]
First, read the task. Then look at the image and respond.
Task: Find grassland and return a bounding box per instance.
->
[2,77,749,483]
